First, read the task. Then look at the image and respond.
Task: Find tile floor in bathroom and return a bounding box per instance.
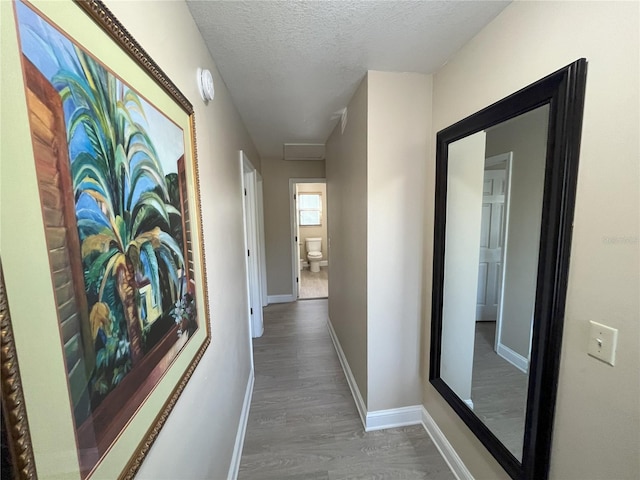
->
[299,266,328,299]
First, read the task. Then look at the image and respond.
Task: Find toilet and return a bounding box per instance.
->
[305,237,323,273]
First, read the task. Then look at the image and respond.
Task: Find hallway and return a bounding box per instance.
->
[238,300,454,479]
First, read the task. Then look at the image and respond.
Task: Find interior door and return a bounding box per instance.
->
[241,154,264,338]
[256,174,268,307]
[476,169,507,321]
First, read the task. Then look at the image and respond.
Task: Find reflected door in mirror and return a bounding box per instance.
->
[440,105,550,461]
[430,58,587,480]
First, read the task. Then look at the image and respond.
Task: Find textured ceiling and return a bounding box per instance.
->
[186,1,511,158]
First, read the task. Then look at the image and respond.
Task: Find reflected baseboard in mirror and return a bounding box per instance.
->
[429,59,587,480]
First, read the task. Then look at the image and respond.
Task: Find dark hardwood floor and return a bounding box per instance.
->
[238,300,455,479]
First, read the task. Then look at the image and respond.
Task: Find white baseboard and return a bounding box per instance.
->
[326,319,469,480]
[267,294,296,304]
[326,318,424,433]
[496,342,528,373]
[227,369,254,480]
[421,407,473,480]
[326,318,367,428]
[366,405,423,432]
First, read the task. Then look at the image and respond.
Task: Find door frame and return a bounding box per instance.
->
[486,152,529,373]
[289,178,326,299]
[256,174,268,307]
[241,151,265,338]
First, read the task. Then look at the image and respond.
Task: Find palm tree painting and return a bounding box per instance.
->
[15,0,199,453]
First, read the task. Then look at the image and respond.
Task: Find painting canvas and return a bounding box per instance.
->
[8,1,208,477]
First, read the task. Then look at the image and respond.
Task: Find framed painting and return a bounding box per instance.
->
[0,0,211,478]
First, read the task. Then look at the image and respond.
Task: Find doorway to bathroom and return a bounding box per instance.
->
[289,179,328,299]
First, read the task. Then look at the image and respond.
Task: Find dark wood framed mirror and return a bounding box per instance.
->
[429,59,587,480]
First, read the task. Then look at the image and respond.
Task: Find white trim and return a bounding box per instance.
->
[422,407,474,480]
[290,179,300,299]
[240,152,264,338]
[256,173,269,307]
[267,294,296,304]
[491,152,513,354]
[326,318,423,433]
[463,398,474,410]
[227,369,255,480]
[327,317,470,480]
[365,405,423,432]
[326,318,367,428]
[496,342,529,373]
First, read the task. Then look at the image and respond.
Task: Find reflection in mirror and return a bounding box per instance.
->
[430,58,587,480]
[441,105,549,460]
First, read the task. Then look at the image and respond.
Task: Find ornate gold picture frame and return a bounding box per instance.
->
[1,1,211,478]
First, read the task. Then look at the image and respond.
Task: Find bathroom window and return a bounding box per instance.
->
[299,193,322,226]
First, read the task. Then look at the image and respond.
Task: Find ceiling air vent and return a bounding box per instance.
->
[283,143,325,161]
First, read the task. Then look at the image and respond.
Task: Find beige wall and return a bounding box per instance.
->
[1,0,260,477]
[366,71,431,411]
[425,2,640,479]
[296,183,328,261]
[327,71,432,412]
[326,77,369,404]
[261,158,325,296]
[486,105,549,359]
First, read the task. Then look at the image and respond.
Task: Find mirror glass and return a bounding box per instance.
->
[440,105,549,460]
[430,59,587,480]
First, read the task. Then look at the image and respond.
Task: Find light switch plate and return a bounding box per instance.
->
[588,321,618,366]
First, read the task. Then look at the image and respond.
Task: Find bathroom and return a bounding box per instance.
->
[296,182,328,299]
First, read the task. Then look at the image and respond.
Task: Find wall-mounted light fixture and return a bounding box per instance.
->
[197,68,215,103]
